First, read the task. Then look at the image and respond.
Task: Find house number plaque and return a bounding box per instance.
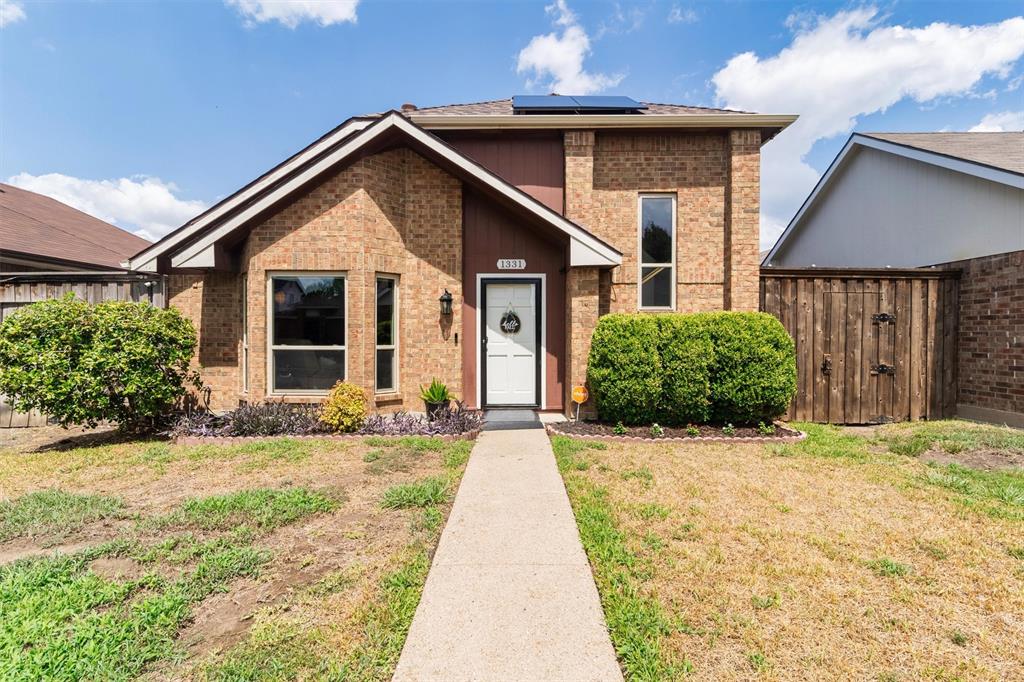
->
[497,258,526,270]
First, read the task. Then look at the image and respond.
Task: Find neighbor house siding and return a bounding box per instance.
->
[769,146,1024,268]
[941,250,1024,426]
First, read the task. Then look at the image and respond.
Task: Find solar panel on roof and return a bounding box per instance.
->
[512,95,647,114]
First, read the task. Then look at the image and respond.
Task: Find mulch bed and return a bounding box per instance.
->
[548,421,804,443]
[173,428,481,446]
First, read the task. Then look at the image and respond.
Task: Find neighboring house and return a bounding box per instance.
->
[0,182,150,271]
[763,132,1024,427]
[129,96,796,416]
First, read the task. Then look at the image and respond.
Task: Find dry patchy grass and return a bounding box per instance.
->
[555,422,1024,681]
[0,431,472,680]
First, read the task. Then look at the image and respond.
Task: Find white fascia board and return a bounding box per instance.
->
[855,135,1024,189]
[171,112,623,269]
[129,118,372,271]
[570,239,618,267]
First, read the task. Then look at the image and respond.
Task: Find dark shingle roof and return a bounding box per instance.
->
[376,98,752,117]
[862,132,1024,175]
[0,183,150,269]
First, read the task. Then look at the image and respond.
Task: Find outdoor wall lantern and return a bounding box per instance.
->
[439,289,454,316]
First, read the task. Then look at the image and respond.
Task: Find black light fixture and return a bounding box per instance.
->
[439,289,454,316]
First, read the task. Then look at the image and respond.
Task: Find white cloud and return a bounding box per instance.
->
[711,7,1024,249]
[7,173,207,241]
[517,0,623,95]
[968,110,1024,132]
[667,5,697,25]
[225,0,359,29]
[0,1,26,28]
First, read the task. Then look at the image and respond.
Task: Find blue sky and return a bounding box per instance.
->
[2,0,1022,247]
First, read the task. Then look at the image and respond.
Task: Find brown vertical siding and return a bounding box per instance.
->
[462,189,567,410]
[442,132,565,214]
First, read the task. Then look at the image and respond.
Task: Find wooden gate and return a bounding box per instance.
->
[0,271,165,428]
[760,268,959,424]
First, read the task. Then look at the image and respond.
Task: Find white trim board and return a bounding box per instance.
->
[144,112,621,271]
[475,273,547,411]
[127,119,371,272]
[763,133,1024,265]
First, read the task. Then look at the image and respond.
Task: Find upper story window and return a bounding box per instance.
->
[268,273,346,393]
[638,194,676,310]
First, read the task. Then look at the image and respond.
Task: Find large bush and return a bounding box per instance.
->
[0,295,200,429]
[586,314,662,425]
[587,312,796,425]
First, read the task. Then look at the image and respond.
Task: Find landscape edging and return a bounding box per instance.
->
[545,423,806,444]
[174,428,481,446]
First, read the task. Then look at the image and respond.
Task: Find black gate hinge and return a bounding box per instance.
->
[872,312,896,324]
[870,363,895,375]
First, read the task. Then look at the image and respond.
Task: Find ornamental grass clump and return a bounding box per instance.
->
[320,381,368,433]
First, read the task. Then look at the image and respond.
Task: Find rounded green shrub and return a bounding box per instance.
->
[704,312,797,424]
[0,295,200,429]
[656,315,713,425]
[586,311,796,426]
[320,381,367,433]
[586,314,662,425]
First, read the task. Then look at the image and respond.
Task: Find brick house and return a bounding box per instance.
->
[128,97,795,416]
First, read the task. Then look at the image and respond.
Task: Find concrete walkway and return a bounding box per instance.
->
[392,419,622,682]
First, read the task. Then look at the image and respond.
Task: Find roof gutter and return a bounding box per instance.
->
[409,113,798,132]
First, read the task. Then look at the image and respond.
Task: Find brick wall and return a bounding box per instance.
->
[942,250,1024,422]
[175,148,463,411]
[563,128,761,415]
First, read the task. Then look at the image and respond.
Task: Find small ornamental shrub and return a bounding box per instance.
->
[359,402,482,436]
[722,423,736,436]
[320,381,367,433]
[0,295,200,429]
[686,424,700,437]
[613,421,628,435]
[587,314,662,425]
[757,421,776,436]
[226,402,325,437]
[650,423,665,438]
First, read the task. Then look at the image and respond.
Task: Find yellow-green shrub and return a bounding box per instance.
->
[320,381,367,433]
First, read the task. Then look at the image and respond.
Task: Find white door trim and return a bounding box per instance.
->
[475,273,547,410]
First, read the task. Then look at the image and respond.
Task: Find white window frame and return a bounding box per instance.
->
[266,271,348,396]
[374,274,399,395]
[637,193,677,311]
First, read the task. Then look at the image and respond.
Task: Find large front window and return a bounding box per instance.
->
[638,194,676,310]
[269,274,346,392]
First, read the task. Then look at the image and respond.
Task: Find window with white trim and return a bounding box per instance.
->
[638,194,676,310]
[268,274,346,393]
[375,275,398,393]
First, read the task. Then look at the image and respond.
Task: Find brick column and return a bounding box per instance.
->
[725,129,761,311]
[565,267,600,419]
[564,130,595,226]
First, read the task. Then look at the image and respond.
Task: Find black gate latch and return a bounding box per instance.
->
[871,363,895,375]
[821,354,832,376]
[872,312,895,324]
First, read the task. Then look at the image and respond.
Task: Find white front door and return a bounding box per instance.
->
[484,281,538,406]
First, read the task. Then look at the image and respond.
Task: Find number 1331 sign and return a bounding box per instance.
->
[497,258,526,270]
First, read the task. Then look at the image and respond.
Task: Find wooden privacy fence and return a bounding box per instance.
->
[760,268,959,425]
[0,271,166,428]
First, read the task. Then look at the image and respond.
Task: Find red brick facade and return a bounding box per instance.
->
[942,250,1024,424]
[170,128,763,416]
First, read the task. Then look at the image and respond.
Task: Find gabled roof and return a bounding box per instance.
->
[763,132,1024,265]
[861,132,1024,175]
[386,98,753,117]
[130,112,622,271]
[1,183,150,270]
